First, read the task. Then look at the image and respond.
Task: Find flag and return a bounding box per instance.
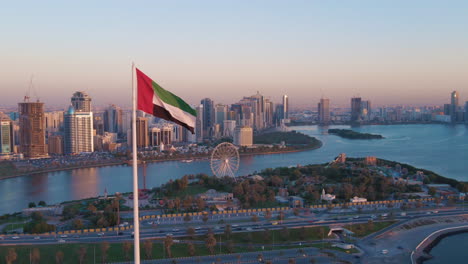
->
[136,68,196,133]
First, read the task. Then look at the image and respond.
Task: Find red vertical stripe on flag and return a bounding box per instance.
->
[136,68,155,115]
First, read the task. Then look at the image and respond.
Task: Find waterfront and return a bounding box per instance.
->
[425,232,468,264]
[0,124,467,214]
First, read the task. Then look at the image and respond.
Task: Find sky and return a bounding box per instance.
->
[1,0,468,109]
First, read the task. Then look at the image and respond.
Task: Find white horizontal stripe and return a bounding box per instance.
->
[153,94,196,128]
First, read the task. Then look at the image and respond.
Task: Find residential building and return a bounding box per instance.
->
[64,106,94,154]
[136,117,149,148]
[48,135,63,155]
[318,98,330,124]
[103,104,123,134]
[234,126,253,147]
[351,97,362,122]
[71,91,92,112]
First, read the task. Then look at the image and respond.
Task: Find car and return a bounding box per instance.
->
[397,246,404,250]
[246,227,253,231]
[118,232,124,236]
[60,235,68,238]
[172,228,179,232]
[33,236,40,240]
[97,232,104,236]
[271,221,278,225]
[0,237,4,240]
[58,239,66,243]
[433,211,439,214]
[195,227,201,230]
[73,235,80,238]
[166,233,173,237]
[381,249,389,254]
[353,216,359,219]
[131,232,134,238]
[11,236,20,240]
[426,212,431,215]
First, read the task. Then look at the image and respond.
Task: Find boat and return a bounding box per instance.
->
[181,159,193,163]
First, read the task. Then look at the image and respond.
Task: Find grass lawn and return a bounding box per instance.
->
[311,242,359,254]
[165,185,209,199]
[343,221,396,237]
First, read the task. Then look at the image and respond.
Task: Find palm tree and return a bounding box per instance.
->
[164,235,174,258]
[113,193,122,226]
[31,248,40,264]
[187,242,196,256]
[5,248,17,264]
[123,241,132,260]
[143,240,153,259]
[101,242,110,263]
[77,246,87,264]
[55,251,64,264]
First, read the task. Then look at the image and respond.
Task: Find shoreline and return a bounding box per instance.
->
[412,225,468,264]
[0,142,322,181]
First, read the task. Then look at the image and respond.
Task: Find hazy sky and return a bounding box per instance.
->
[1,0,468,108]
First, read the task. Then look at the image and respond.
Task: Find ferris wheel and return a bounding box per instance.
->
[210,142,240,178]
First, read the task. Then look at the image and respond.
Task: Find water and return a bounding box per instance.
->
[0,124,467,214]
[425,232,468,264]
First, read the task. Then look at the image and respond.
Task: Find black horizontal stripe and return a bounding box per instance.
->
[152,104,195,134]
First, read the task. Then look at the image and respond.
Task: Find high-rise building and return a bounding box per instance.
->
[149,127,161,146]
[234,126,253,147]
[18,101,47,158]
[200,98,215,137]
[223,120,236,137]
[135,117,149,148]
[104,104,123,134]
[264,99,274,127]
[161,126,172,145]
[44,111,64,136]
[351,97,362,122]
[64,106,94,154]
[71,91,92,112]
[274,104,284,126]
[195,104,204,143]
[361,100,371,121]
[0,117,14,154]
[48,135,63,155]
[318,98,330,124]
[282,95,289,119]
[451,91,459,122]
[465,101,468,123]
[215,104,228,130]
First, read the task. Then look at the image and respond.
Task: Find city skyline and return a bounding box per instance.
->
[2,1,468,107]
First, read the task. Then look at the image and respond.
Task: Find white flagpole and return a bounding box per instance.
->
[131,62,141,263]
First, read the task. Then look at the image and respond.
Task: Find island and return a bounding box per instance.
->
[328,128,384,139]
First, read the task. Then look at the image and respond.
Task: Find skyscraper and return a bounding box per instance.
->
[135,117,149,148]
[200,98,215,137]
[0,115,13,154]
[195,104,204,143]
[215,104,228,130]
[282,95,289,119]
[64,106,94,154]
[18,101,47,158]
[351,97,362,122]
[318,98,330,124]
[451,91,459,122]
[104,104,123,134]
[361,100,371,121]
[71,91,92,112]
[274,104,284,126]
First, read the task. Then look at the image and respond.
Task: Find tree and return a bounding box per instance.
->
[293,208,300,216]
[263,228,271,243]
[251,214,258,223]
[28,202,36,208]
[123,241,132,260]
[143,240,153,259]
[31,248,40,264]
[205,233,217,254]
[187,242,196,256]
[77,247,87,264]
[164,235,174,258]
[288,258,296,264]
[101,242,110,263]
[299,227,306,241]
[87,203,97,214]
[202,214,209,223]
[195,197,206,211]
[280,226,290,241]
[265,210,272,220]
[309,258,316,264]
[226,240,235,253]
[224,224,232,239]
[183,214,192,223]
[72,219,84,230]
[187,227,196,239]
[55,251,64,264]
[5,248,17,264]
[38,201,47,206]
[278,211,285,222]
[368,219,374,231]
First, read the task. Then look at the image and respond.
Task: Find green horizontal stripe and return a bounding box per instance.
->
[152,81,197,116]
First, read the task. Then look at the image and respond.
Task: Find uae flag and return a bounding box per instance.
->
[136,68,196,133]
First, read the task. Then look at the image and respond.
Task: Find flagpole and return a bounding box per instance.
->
[131,62,141,264]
